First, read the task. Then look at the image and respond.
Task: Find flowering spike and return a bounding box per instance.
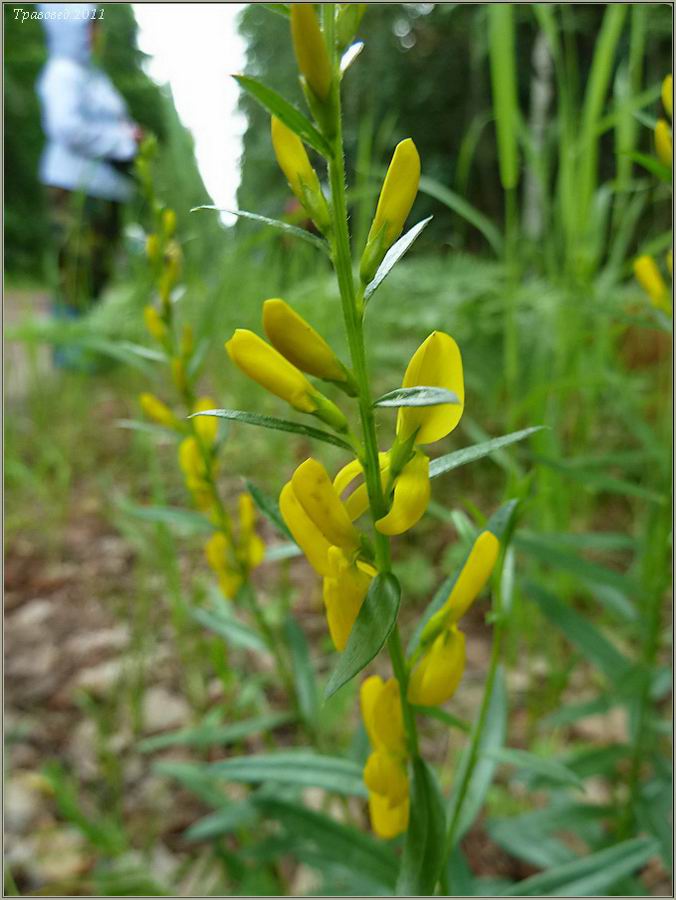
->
[290,3,333,102]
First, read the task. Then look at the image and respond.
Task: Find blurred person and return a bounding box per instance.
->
[36,3,142,365]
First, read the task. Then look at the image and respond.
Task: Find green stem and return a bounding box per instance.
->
[324,9,419,759]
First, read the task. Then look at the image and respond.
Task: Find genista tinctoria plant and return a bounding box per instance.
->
[194,6,540,892]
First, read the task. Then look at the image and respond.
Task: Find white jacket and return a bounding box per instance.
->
[36,3,137,201]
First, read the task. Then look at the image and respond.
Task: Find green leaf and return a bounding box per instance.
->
[191,207,330,254]
[233,75,333,157]
[139,712,295,753]
[373,385,460,408]
[629,150,672,183]
[253,796,397,891]
[524,581,632,680]
[186,801,259,841]
[208,751,367,796]
[446,665,507,842]
[500,836,658,896]
[364,216,433,303]
[412,705,470,733]
[485,748,584,791]
[429,427,545,479]
[115,419,180,441]
[188,606,267,653]
[324,573,401,699]
[340,41,364,76]
[264,542,302,562]
[418,174,504,255]
[116,500,213,536]
[397,758,447,895]
[246,480,294,541]
[284,616,320,728]
[190,409,353,451]
[260,3,290,18]
[488,4,519,190]
[153,762,228,806]
[543,693,615,728]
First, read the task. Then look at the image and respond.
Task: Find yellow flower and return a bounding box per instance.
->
[143,305,167,342]
[397,331,464,446]
[178,436,213,512]
[662,74,672,120]
[322,546,374,650]
[193,397,219,447]
[271,119,330,229]
[376,449,429,536]
[408,626,466,707]
[263,298,348,385]
[238,493,266,569]
[360,676,409,838]
[360,139,420,282]
[145,233,160,264]
[333,453,390,522]
[205,531,243,599]
[139,392,178,429]
[291,458,360,552]
[171,357,187,393]
[226,329,318,414]
[279,480,333,575]
[634,255,670,312]
[290,3,332,101]
[204,493,265,600]
[162,208,177,238]
[180,323,194,358]
[655,119,672,167]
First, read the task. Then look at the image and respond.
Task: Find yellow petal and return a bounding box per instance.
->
[655,119,672,167]
[271,117,321,201]
[205,531,230,575]
[279,481,332,576]
[226,329,318,414]
[143,305,167,342]
[368,792,409,839]
[376,450,430,536]
[407,627,466,707]
[139,392,177,429]
[292,458,360,551]
[662,74,672,120]
[322,546,372,650]
[238,493,265,569]
[360,676,406,755]
[333,457,365,497]
[290,3,332,101]
[263,298,346,383]
[368,139,420,248]
[218,571,243,600]
[178,436,204,483]
[634,255,668,306]
[397,331,464,445]
[363,750,408,804]
[193,397,219,446]
[446,530,500,623]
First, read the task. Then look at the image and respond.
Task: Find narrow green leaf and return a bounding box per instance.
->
[190,409,353,451]
[429,427,544,479]
[186,801,258,841]
[412,705,470,733]
[324,573,401,699]
[485,748,584,791]
[260,3,289,18]
[208,751,367,797]
[115,419,180,441]
[397,758,447,895]
[524,581,632,679]
[139,712,294,753]
[192,206,330,254]
[284,616,320,728]
[488,5,520,190]
[544,693,615,728]
[117,500,213,536]
[153,762,228,806]
[629,150,672,183]
[374,385,460,409]
[188,606,267,653]
[246,480,293,541]
[364,216,433,303]
[233,75,333,157]
[500,836,658,896]
[263,542,301,562]
[254,796,397,890]
[418,175,504,255]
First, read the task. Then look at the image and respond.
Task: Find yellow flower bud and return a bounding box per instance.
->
[193,397,219,447]
[263,298,347,384]
[205,532,243,599]
[376,449,430,536]
[139,392,178,429]
[279,480,332,575]
[143,305,167,343]
[322,546,373,650]
[397,331,464,446]
[360,676,406,756]
[271,118,330,229]
[360,139,420,282]
[407,626,466,707]
[655,119,672,167]
[146,233,160,263]
[290,3,332,101]
[238,493,265,570]
[368,792,409,840]
[291,458,360,551]
[178,436,204,486]
[363,750,408,804]
[634,255,668,308]
[171,357,187,393]
[162,208,177,238]
[662,74,672,120]
[226,329,319,414]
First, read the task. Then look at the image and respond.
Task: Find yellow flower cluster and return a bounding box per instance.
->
[360,676,409,838]
[177,396,219,513]
[205,494,265,600]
